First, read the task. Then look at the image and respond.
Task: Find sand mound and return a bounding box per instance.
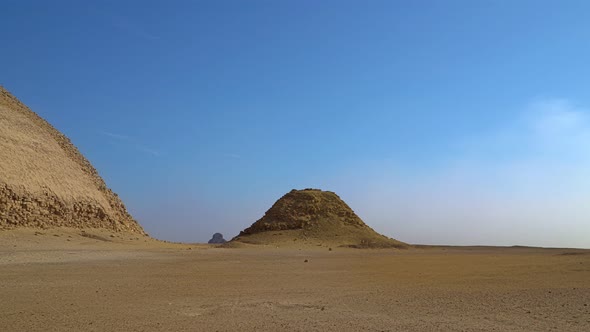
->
[0,86,145,234]
[232,189,407,248]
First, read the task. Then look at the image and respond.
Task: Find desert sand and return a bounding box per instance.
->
[1,229,589,332]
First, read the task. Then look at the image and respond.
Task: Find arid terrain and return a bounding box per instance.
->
[1,229,589,332]
[1,87,589,331]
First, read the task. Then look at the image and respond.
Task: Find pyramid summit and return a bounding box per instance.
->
[233,188,407,248]
[0,86,145,234]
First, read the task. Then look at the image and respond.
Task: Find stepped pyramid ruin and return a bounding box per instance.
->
[0,86,145,234]
[233,189,407,248]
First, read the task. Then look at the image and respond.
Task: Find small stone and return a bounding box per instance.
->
[304,259,308,263]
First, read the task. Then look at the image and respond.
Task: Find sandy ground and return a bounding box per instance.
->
[1,229,589,331]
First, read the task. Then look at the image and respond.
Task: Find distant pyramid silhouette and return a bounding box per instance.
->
[208,233,227,244]
[233,189,407,248]
[0,86,145,234]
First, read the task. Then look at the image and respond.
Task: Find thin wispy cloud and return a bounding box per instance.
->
[99,131,160,157]
[525,99,590,154]
[101,131,130,140]
[530,99,586,135]
[136,146,160,157]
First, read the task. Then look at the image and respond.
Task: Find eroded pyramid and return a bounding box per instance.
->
[233,189,407,248]
[0,86,145,234]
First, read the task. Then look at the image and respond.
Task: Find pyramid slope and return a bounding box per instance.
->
[0,86,145,234]
[233,189,407,248]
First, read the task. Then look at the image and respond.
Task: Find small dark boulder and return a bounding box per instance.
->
[208,233,227,244]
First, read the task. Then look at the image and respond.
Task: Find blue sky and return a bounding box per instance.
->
[2,1,590,248]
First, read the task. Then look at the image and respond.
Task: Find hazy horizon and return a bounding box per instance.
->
[2,1,589,248]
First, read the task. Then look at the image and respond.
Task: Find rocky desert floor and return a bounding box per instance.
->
[1,229,589,332]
